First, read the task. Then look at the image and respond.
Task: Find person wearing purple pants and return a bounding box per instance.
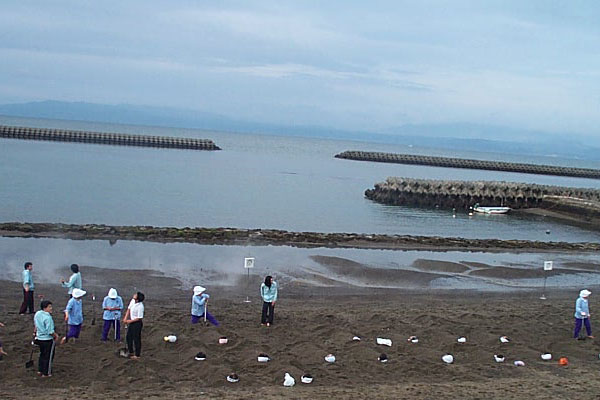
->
[101,288,123,342]
[191,286,219,326]
[61,288,86,344]
[574,289,594,339]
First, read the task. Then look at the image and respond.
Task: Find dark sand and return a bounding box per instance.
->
[1,262,600,399]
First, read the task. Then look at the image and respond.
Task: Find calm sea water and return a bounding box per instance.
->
[1,115,600,242]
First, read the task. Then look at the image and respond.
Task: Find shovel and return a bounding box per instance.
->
[25,345,35,368]
[91,293,96,326]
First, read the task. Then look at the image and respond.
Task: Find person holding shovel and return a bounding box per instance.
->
[574,289,594,339]
[260,275,278,327]
[101,288,123,342]
[191,286,219,326]
[60,264,82,297]
[19,262,35,314]
[61,288,86,344]
[34,300,58,377]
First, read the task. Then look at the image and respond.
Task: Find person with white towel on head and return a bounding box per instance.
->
[101,288,123,342]
[574,289,594,339]
[191,286,219,326]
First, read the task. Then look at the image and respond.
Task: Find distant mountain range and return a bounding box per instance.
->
[1,100,599,161]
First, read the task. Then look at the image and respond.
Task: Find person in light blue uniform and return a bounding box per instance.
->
[191,286,219,326]
[61,288,85,344]
[34,300,58,377]
[101,288,123,341]
[260,275,278,326]
[19,262,35,314]
[574,289,593,339]
[60,264,82,297]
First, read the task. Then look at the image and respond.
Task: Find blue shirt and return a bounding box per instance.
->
[61,272,82,294]
[102,296,123,320]
[191,293,209,316]
[34,310,55,340]
[65,297,83,325]
[261,282,278,302]
[575,296,590,319]
[23,269,34,290]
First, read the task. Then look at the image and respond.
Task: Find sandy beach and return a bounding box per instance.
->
[2,260,600,399]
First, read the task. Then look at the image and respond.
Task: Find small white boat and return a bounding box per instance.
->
[472,203,510,214]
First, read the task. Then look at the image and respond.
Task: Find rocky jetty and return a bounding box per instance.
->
[364,177,600,211]
[0,125,221,150]
[335,151,600,179]
[0,222,598,252]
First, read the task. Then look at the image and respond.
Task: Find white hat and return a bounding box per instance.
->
[301,374,313,384]
[442,354,454,364]
[72,288,86,298]
[580,289,592,297]
[193,286,206,296]
[108,288,118,299]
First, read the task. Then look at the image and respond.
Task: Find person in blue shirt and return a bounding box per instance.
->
[34,300,58,377]
[101,288,123,342]
[60,264,82,297]
[61,288,86,344]
[19,262,35,314]
[260,275,278,327]
[574,289,594,339]
[191,286,219,326]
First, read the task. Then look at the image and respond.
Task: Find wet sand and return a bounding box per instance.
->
[1,260,600,399]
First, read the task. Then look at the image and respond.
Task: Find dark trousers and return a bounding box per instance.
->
[19,289,34,314]
[191,312,220,326]
[102,319,121,341]
[574,317,592,338]
[38,339,55,376]
[261,301,275,324]
[126,320,143,357]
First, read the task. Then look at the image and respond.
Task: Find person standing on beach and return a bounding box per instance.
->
[123,292,144,359]
[191,286,219,326]
[61,288,86,344]
[60,264,82,297]
[574,289,594,339]
[260,275,278,327]
[0,322,8,357]
[101,288,123,342]
[19,262,35,314]
[34,300,59,377]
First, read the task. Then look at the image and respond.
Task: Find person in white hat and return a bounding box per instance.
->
[191,286,219,326]
[574,289,594,339]
[101,288,123,342]
[61,288,86,344]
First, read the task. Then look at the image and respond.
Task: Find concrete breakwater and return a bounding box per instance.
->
[335,151,600,179]
[0,222,599,252]
[0,125,221,150]
[365,177,600,210]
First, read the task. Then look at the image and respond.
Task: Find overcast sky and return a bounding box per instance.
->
[1,1,599,136]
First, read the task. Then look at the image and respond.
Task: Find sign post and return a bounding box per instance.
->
[244,257,254,303]
[541,261,553,300]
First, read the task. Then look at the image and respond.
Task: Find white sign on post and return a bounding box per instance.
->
[244,257,255,269]
[544,261,553,271]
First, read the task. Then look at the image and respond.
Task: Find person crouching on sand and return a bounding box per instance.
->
[34,300,59,377]
[102,288,123,342]
[574,289,594,339]
[191,286,219,326]
[260,275,278,327]
[61,288,86,344]
[123,292,144,359]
